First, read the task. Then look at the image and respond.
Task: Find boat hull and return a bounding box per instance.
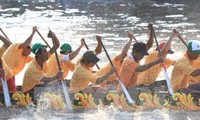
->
[0,85,200,111]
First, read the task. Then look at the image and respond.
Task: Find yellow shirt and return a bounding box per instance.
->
[137,51,174,85]
[186,56,200,84]
[95,56,122,82]
[0,59,14,85]
[171,53,196,92]
[22,59,49,92]
[69,60,97,92]
[3,43,33,75]
[119,55,139,87]
[0,45,6,58]
[192,56,200,68]
[46,54,75,78]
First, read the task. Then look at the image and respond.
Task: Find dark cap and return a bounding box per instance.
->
[81,50,100,63]
[132,42,149,55]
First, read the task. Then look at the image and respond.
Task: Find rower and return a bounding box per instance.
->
[136,30,179,87]
[96,23,154,90]
[46,38,84,79]
[69,50,116,93]
[95,32,133,89]
[2,26,37,76]
[22,30,60,102]
[0,30,15,92]
[171,40,200,93]
[116,42,164,92]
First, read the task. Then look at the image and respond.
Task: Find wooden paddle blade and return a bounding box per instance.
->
[1,77,12,107]
[161,64,174,96]
[152,26,174,96]
[61,81,73,111]
[51,32,73,111]
[118,79,134,103]
[99,39,133,103]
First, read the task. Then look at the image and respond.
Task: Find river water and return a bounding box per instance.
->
[0,0,200,119]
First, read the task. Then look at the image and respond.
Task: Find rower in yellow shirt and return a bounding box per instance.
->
[95,32,133,86]
[0,32,16,92]
[177,37,200,85]
[22,30,61,94]
[46,38,84,78]
[136,30,179,86]
[69,51,116,92]
[117,42,163,91]
[171,40,200,92]
[2,26,38,76]
[96,23,154,88]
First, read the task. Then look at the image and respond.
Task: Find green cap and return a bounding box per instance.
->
[187,40,200,55]
[60,43,72,52]
[32,43,47,54]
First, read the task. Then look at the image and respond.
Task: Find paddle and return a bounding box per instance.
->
[174,29,187,47]
[132,35,138,43]
[50,31,73,111]
[36,30,51,49]
[0,28,12,43]
[82,38,100,70]
[0,60,12,107]
[99,40,134,104]
[152,26,174,96]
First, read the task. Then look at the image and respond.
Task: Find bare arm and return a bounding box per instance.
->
[48,30,60,54]
[146,23,154,50]
[69,38,84,60]
[115,32,133,61]
[95,67,116,84]
[95,35,102,55]
[161,29,179,57]
[136,58,163,72]
[19,26,37,49]
[0,34,12,49]
[41,71,63,83]
[41,75,57,83]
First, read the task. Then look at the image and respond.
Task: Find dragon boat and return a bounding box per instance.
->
[0,80,200,111]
